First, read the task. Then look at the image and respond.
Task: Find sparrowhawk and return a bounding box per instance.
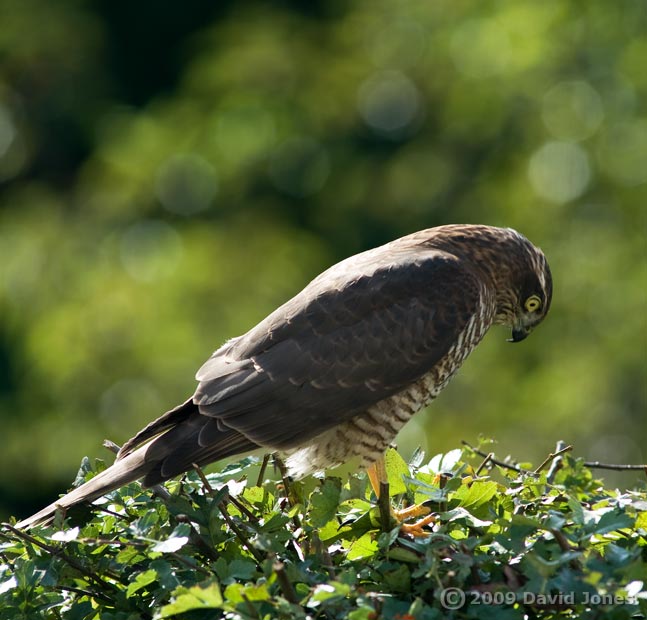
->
[17,224,552,528]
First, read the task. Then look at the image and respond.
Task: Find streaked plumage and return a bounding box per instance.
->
[17,224,552,528]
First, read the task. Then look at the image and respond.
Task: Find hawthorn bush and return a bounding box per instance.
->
[1,445,646,619]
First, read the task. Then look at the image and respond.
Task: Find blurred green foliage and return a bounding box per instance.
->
[0,1,645,519]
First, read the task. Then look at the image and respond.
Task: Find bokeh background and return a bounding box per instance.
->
[1,1,645,520]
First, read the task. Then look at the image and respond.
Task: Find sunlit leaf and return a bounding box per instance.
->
[345,532,378,560]
[385,447,411,495]
[224,581,270,604]
[127,569,157,598]
[50,527,79,542]
[152,523,191,553]
[160,583,223,617]
[451,480,499,516]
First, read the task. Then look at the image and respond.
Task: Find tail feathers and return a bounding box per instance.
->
[118,398,195,459]
[143,428,257,486]
[16,402,261,530]
[15,445,152,529]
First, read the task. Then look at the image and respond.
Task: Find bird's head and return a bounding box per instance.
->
[417,224,553,343]
[494,228,553,343]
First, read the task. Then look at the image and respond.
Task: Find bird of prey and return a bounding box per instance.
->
[17,224,552,528]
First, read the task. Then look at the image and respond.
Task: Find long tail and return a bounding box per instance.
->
[15,399,258,529]
[14,446,153,529]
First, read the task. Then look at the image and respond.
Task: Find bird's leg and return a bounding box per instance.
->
[367,457,392,531]
[367,455,435,537]
[273,455,302,525]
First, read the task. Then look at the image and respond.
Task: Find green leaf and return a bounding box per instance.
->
[593,510,634,535]
[309,478,342,527]
[160,582,224,617]
[387,547,421,563]
[310,581,352,604]
[116,545,145,565]
[635,511,647,531]
[224,581,270,603]
[385,447,411,495]
[49,527,79,542]
[126,569,157,598]
[451,480,498,517]
[228,559,257,580]
[442,506,493,527]
[151,536,189,553]
[426,449,463,474]
[382,564,411,593]
[602,543,638,566]
[377,527,400,549]
[150,559,181,592]
[152,523,191,553]
[242,485,268,506]
[345,532,378,560]
[567,495,585,525]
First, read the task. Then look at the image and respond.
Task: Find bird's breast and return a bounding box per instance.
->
[285,306,494,477]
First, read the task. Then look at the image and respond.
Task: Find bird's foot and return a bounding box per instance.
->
[368,458,436,536]
[393,503,436,537]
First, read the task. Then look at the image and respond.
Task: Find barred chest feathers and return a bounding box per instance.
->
[285,290,496,478]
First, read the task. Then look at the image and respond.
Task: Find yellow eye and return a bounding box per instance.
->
[524,295,542,312]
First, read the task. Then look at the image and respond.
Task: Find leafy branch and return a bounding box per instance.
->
[1,445,645,619]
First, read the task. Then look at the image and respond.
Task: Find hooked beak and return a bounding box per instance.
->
[508,326,530,343]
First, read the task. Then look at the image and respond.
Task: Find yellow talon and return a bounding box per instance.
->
[368,457,436,537]
[397,510,436,537]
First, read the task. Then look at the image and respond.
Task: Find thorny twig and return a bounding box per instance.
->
[533,444,573,474]
[461,441,536,476]
[217,503,264,564]
[256,453,271,487]
[546,440,568,483]
[191,462,215,494]
[273,560,300,604]
[462,439,647,476]
[475,452,495,476]
[583,461,647,472]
